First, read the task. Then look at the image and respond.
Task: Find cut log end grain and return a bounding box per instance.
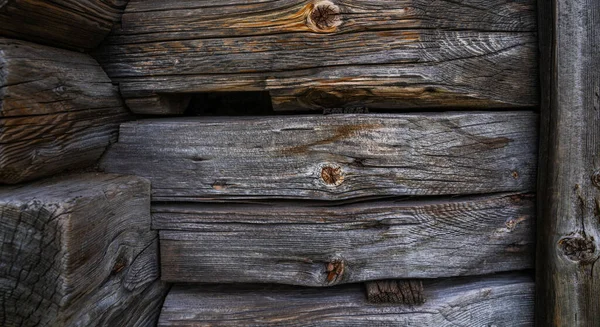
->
[365,280,425,305]
[0,174,168,327]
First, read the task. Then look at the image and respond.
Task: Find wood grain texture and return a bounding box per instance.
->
[365,280,424,304]
[535,0,600,325]
[158,273,534,327]
[0,38,130,184]
[156,193,534,285]
[101,113,538,202]
[0,0,128,50]
[0,173,168,327]
[94,0,539,114]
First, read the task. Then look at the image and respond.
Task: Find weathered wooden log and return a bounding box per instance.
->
[156,193,534,285]
[0,38,130,184]
[158,273,534,327]
[0,174,168,327]
[101,113,538,202]
[94,0,539,114]
[0,0,128,50]
[535,0,600,325]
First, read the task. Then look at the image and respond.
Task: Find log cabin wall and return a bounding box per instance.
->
[94,0,539,326]
[2,0,597,326]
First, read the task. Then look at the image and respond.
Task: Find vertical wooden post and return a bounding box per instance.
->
[536,0,600,325]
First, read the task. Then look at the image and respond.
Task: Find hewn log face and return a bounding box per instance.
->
[0,38,130,184]
[158,274,534,327]
[156,193,534,285]
[94,0,539,114]
[101,113,538,202]
[0,0,128,50]
[535,0,600,325]
[0,174,168,327]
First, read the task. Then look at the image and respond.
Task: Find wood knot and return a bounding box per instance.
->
[53,85,67,95]
[212,180,228,191]
[307,1,341,32]
[111,255,128,275]
[558,236,597,263]
[325,259,345,283]
[592,171,600,188]
[321,165,344,186]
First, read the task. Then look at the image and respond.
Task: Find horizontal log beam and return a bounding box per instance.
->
[101,112,538,202]
[0,38,130,184]
[0,174,168,327]
[95,0,538,114]
[158,273,534,327]
[0,0,128,50]
[156,193,534,285]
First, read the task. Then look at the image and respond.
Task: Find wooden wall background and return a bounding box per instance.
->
[0,0,598,326]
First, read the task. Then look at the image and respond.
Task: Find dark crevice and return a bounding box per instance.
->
[183,91,274,116]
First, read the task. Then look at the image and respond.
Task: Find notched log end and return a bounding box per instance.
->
[365,280,425,305]
[558,236,597,264]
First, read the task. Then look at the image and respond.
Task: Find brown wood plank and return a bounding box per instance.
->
[101,112,538,202]
[156,193,534,285]
[0,0,128,50]
[365,280,425,304]
[94,0,538,113]
[0,38,130,184]
[0,174,168,327]
[535,0,600,325]
[158,273,534,327]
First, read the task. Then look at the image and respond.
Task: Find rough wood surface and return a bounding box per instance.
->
[535,0,600,325]
[365,280,424,304]
[0,38,130,184]
[0,0,128,50]
[94,0,538,114]
[0,174,168,327]
[158,273,534,327]
[156,193,534,285]
[101,113,538,202]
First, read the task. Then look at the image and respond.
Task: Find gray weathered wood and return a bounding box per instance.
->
[157,193,534,285]
[0,38,130,184]
[95,0,538,114]
[0,0,128,50]
[535,0,600,325]
[158,273,534,327]
[101,113,538,202]
[0,174,168,327]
